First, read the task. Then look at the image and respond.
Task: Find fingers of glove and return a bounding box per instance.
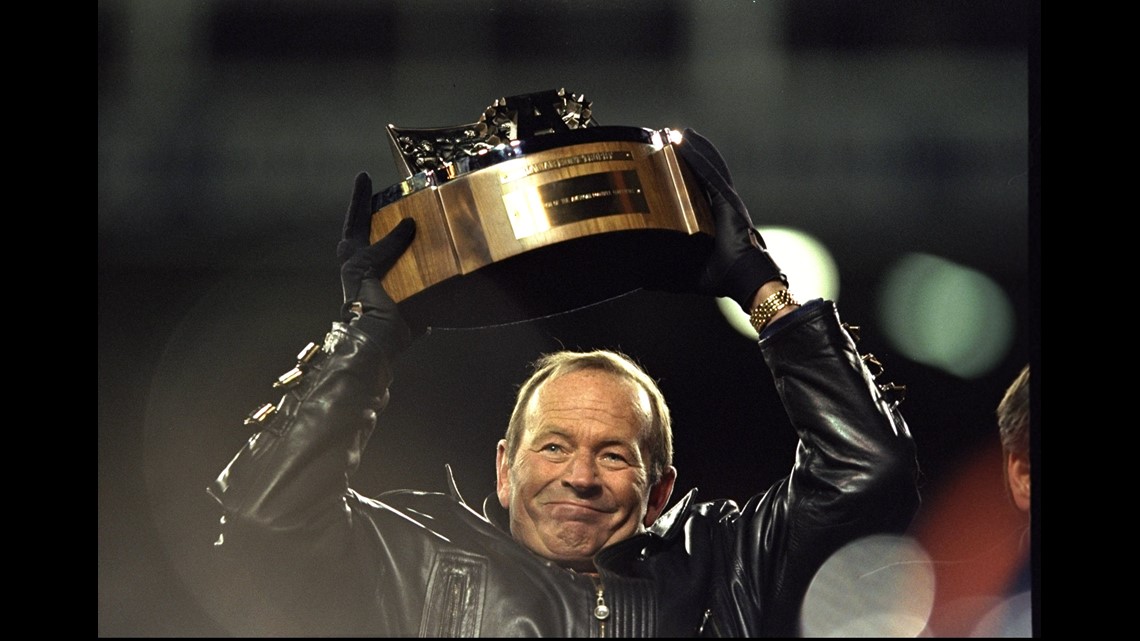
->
[677,141,752,230]
[339,218,415,312]
[356,217,416,277]
[341,172,375,251]
[336,238,363,265]
[680,128,734,186]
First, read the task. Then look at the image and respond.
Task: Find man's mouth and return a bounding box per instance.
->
[544,501,611,519]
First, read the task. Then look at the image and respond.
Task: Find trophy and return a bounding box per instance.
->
[370,88,714,328]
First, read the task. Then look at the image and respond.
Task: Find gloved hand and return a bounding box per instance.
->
[337,171,417,362]
[673,128,787,312]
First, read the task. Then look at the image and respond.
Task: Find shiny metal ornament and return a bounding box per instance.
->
[588,575,611,622]
[243,402,277,425]
[594,601,611,621]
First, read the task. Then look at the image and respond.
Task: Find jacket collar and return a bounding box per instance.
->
[648,487,698,541]
[444,463,468,505]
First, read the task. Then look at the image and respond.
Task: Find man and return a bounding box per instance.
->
[998,365,1030,521]
[987,364,1032,636]
[209,129,920,636]
[913,364,1033,637]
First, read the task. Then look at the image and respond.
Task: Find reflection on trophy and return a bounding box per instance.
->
[370,88,714,328]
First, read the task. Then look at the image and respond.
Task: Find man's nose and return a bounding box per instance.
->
[561,452,600,492]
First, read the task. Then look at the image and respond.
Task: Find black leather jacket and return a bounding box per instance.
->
[209,300,919,637]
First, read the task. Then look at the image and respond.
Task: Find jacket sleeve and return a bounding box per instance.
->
[209,322,389,534]
[205,321,394,634]
[738,299,921,635]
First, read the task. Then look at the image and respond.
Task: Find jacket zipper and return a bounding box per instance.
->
[591,575,610,638]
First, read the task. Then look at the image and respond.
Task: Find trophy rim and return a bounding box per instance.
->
[372,125,665,212]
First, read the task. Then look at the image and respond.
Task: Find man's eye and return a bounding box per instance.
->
[541,444,563,453]
[601,452,628,463]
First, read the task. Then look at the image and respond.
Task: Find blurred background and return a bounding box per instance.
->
[98,0,1038,636]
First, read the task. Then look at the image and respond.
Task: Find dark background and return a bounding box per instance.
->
[98,1,1037,635]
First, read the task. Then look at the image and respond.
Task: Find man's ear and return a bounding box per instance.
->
[496,439,511,509]
[643,466,678,527]
[1007,450,1030,513]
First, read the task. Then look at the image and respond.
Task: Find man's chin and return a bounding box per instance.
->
[541,525,608,566]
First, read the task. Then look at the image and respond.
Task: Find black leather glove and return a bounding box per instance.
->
[674,128,787,312]
[337,171,417,362]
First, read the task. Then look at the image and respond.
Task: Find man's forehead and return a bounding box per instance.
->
[524,369,651,432]
[530,369,641,408]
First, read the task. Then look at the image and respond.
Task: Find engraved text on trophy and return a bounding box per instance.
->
[503,170,648,240]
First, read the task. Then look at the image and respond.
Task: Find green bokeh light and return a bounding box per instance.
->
[877,253,1014,379]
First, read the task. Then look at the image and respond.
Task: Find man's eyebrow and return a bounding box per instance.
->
[529,429,635,450]
[531,426,571,440]
[597,438,636,450]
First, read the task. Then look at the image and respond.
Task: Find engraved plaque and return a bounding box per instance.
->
[503,170,648,240]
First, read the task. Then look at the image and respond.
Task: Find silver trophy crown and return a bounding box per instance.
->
[386,88,597,178]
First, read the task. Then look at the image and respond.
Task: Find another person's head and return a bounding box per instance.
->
[496,350,678,572]
[996,365,1030,514]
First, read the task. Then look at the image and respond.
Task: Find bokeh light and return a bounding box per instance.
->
[876,252,1015,379]
[969,591,1031,637]
[718,227,840,338]
[800,534,935,637]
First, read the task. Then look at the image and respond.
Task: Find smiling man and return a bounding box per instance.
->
[496,353,677,574]
[209,129,920,637]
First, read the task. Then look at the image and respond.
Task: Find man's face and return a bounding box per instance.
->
[496,369,675,572]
